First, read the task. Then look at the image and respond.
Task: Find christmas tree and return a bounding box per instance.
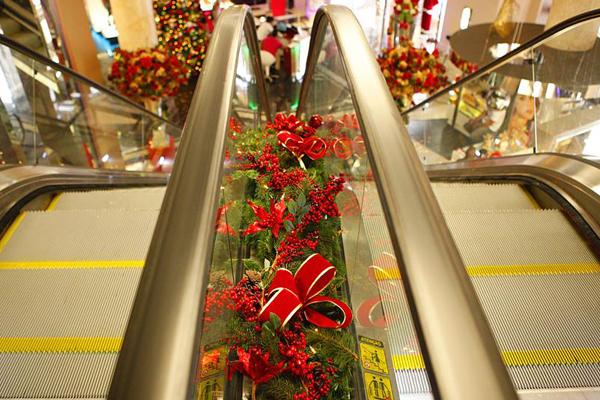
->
[153,0,215,78]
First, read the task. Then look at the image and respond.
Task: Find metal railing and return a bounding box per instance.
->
[107,5,270,399]
[298,6,517,399]
[402,8,600,115]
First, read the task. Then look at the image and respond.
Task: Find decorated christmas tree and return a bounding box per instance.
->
[153,0,215,78]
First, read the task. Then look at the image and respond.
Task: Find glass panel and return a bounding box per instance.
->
[300,23,433,399]
[192,31,269,399]
[405,16,600,164]
[0,43,182,170]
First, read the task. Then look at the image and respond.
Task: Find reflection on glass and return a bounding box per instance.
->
[300,24,432,399]
[0,43,181,170]
[406,17,600,164]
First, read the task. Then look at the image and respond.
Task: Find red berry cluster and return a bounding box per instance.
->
[246,144,309,192]
[278,326,309,376]
[298,175,345,229]
[276,230,319,265]
[203,276,234,326]
[229,278,262,322]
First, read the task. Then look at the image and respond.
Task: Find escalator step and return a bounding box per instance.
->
[50,187,166,211]
[432,183,539,211]
[443,209,598,270]
[0,209,158,264]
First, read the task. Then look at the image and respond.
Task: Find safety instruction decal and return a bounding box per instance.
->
[196,376,224,400]
[359,336,389,374]
[197,346,226,380]
[365,372,393,400]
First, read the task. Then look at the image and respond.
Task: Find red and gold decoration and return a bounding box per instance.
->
[198,113,361,399]
[108,47,189,100]
[153,0,215,78]
[387,0,420,43]
[378,43,449,109]
[450,50,478,76]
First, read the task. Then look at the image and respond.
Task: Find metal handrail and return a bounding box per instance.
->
[0,33,180,129]
[298,6,517,399]
[403,8,600,115]
[107,6,269,399]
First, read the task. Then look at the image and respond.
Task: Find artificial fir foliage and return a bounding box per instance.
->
[198,114,368,399]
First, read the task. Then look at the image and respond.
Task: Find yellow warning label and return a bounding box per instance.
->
[196,376,224,400]
[365,372,393,400]
[197,346,226,379]
[360,336,389,374]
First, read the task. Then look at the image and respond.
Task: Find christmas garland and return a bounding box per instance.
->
[200,113,367,399]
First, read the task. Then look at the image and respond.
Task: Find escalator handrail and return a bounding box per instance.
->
[0,33,180,129]
[297,6,517,399]
[402,8,600,115]
[107,6,270,400]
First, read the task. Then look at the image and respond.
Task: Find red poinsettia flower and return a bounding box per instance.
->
[215,203,236,236]
[244,198,292,238]
[228,346,286,384]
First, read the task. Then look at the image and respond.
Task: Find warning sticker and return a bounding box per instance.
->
[197,346,226,379]
[365,372,393,400]
[359,336,389,374]
[196,376,224,400]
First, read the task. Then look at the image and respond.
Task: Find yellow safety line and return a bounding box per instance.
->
[374,263,600,280]
[45,193,63,211]
[0,259,144,269]
[0,213,26,253]
[393,348,600,370]
[466,263,600,276]
[0,337,122,353]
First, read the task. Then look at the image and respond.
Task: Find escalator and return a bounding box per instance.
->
[0,4,597,400]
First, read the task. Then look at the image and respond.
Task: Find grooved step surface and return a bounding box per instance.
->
[0,353,117,398]
[473,274,600,352]
[431,182,539,211]
[444,209,598,267]
[0,269,141,337]
[52,187,166,211]
[359,181,600,394]
[0,209,158,262]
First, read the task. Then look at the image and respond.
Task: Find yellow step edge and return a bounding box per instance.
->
[466,263,600,276]
[0,337,122,353]
[45,193,63,211]
[0,213,26,253]
[393,348,600,370]
[374,263,600,280]
[0,259,145,269]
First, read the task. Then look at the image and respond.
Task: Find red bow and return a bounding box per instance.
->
[259,254,352,329]
[277,130,328,160]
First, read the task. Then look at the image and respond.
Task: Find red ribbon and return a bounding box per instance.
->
[277,130,328,161]
[259,254,352,329]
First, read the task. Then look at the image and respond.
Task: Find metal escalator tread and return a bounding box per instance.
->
[51,187,166,211]
[0,209,158,264]
[443,209,598,270]
[431,182,539,211]
[361,181,600,395]
[0,187,164,399]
